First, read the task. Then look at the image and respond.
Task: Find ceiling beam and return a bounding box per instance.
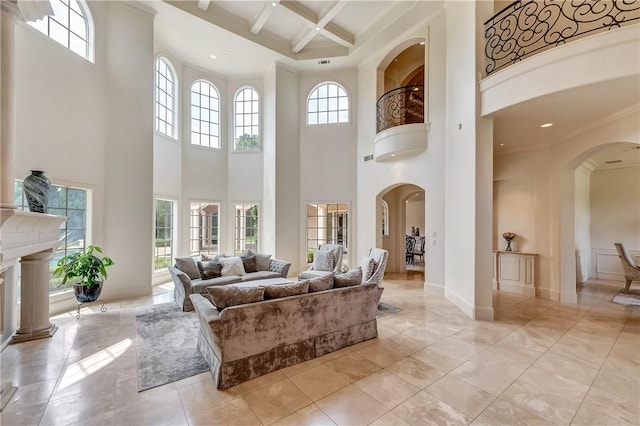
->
[250,1,278,35]
[197,0,211,12]
[283,0,352,53]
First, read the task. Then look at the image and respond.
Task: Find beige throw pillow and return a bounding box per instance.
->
[207,285,264,311]
[174,257,201,280]
[333,267,362,288]
[262,281,309,299]
[305,274,334,292]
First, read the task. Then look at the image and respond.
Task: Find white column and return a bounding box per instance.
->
[11,249,58,343]
[0,1,20,213]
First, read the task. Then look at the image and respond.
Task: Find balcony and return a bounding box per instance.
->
[374,85,428,161]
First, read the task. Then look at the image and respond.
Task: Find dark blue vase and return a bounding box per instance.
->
[23,170,51,213]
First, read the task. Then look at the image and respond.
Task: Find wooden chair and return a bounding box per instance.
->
[614,243,640,293]
[405,236,416,264]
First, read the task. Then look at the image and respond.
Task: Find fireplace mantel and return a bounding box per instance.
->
[1,210,66,268]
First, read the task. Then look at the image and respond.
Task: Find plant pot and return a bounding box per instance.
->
[74,282,103,303]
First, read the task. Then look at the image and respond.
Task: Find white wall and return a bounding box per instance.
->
[574,165,591,282]
[14,2,156,312]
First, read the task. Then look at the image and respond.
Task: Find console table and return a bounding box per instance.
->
[492,251,538,296]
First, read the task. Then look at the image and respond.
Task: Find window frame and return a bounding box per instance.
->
[305,202,349,265]
[26,0,95,63]
[190,79,221,149]
[154,56,178,140]
[233,203,260,254]
[154,198,177,272]
[189,201,221,257]
[306,81,350,125]
[233,86,261,152]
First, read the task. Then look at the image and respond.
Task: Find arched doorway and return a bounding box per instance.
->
[559,141,640,301]
[377,183,426,279]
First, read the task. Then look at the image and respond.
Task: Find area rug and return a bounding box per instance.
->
[611,290,640,307]
[377,302,402,317]
[135,302,209,392]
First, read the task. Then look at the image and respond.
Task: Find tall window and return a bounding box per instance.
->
[14,181,88,294]
[307,82,349,125]
[155,57,176,138]
[234,87,260,151]
[191,81,220,149]
[28,0,94,62]
[154,199,175,271]
[234,204,259,254]
[306,203,349,260]
[190,202,219,256]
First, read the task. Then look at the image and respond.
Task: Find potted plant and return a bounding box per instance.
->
[53,245,114,303]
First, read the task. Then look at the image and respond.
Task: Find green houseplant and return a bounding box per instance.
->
[53,245,114,303]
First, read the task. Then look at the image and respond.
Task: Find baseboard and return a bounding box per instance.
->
[536,287,554,300]
[474,306,494,321]
[444,287,474,319]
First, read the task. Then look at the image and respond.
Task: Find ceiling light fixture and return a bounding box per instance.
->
[540,122,553,128]
[209,54,217,60]
[419,41,426,45]
[500,143,504,146]
[316,26,320,31]
[271,1,277,6]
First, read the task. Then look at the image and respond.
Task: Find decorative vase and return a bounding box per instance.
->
[74,282,103,303]
[23,170,51,213]
[504,238,513,251]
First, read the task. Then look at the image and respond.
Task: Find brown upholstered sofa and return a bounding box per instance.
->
[189,281,379,389]
[170,256,292,311]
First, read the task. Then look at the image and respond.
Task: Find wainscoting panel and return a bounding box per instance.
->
[593,247,640,282]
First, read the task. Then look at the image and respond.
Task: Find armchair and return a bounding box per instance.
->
[614,243,640,293]
[298,244,343,280]
[364,247,388,304]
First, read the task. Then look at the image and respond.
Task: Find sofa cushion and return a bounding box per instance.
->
[334,267,362,288]
[248,250,271,271]
[240,253,258,273]
[192,276,243,293]
[241,271,282,281]
[220,256,246,276]
[207,285,265,311]
[175,257,201,280]
[313,249,335,272]
[262,281,309,300]
[201,254,226,262]
[360,256,377,283]
[305,274,334,292]
[197,260,223,280]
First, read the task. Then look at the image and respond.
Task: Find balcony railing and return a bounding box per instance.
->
[484,0,640,75]
[376,85,425,133]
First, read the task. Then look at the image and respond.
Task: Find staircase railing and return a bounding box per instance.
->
[376,85,425,133]
[484,0,640,75]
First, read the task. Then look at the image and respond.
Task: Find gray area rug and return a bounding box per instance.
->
[135,302,209,392]
[377,302,402,317]
[611,290,640,307]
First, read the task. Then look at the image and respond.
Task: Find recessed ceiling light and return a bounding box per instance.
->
[419,41,426,45]
[209,54,217,60]
[540,122,553,128]
[271,1,277,6]
[391,154,396,157]
[316,26,320,31]
[500,143,504,146]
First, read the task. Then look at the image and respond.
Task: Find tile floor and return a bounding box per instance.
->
[1,274,639,425]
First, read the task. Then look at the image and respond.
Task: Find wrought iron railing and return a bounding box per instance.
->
[484,0,640,75]
[376,85,425,133]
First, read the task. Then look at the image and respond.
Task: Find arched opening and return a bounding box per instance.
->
[560,141,640,302]
[376,183,426,280]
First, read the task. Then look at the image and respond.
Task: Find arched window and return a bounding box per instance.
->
[191,81,220,149]
[28,0,94,62]
[307,82,349,125]
[155,57,177,138]
[234,87,260,151]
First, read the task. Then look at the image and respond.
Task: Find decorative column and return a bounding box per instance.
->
[11,249,57,343]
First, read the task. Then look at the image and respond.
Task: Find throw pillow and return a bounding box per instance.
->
[174,257,201,280]
[333,267,363,288]
[239,253,259,273]
[262,281,310,299]
[201,253,226,262]
[197,260,222,280]
[313,249,335,272]
[360,256,377,283]
[306,274,334,292]
[207,285,264,311]
[219,256,246,276]
[248,250,272,271]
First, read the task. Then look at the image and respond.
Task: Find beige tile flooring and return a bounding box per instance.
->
[1,274,639,426]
